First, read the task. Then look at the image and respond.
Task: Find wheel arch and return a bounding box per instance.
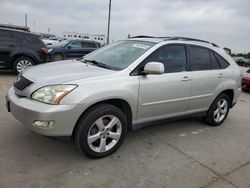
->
[11,53,38,67]
[219,89,234,108]
[71,98,133,140]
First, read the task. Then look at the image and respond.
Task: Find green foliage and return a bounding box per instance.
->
[232,52,250,59]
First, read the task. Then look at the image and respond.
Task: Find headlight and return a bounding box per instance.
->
[48,49,52,53]
[31,85,77,104]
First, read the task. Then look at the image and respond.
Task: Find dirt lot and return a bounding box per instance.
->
[0,72,250,188]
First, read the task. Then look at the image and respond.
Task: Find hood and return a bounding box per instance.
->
[22,59,115,84]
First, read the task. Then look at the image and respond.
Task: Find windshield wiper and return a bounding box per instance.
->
[83,59,112,70]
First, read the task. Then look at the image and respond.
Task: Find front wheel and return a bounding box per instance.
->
[53,53,64,61]
[204,93,230,126]
[74,104,127,158]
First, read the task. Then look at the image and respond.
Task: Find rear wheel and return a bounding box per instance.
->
[204,93,230,126]
[74,104,127,158]
[53,53,64,61]
[13,56,34,74]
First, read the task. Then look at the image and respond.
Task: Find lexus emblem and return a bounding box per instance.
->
[15,75,21,83]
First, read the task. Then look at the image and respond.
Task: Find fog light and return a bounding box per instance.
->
[33,120,55,129]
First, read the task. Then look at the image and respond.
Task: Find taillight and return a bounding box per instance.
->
[41,47,48,54]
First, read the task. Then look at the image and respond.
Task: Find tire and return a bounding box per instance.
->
[204,93,230,126]
[53,53,64,61]
[13,56,34,74]
[74,103,127,158]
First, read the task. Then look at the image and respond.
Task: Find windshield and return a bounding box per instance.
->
[83,40,156,70]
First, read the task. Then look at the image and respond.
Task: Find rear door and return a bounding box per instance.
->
[80,41,98,56]
[0,30,16,69]
[137,44,192,123]
[187,45,228,114]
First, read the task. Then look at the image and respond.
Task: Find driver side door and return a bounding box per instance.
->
[136,44,192,123]
[65,41,82,58]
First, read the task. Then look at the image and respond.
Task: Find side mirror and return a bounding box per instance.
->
[67,45,72,49]
[143,62,164,75]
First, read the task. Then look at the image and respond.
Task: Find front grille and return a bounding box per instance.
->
[14,75,33,91]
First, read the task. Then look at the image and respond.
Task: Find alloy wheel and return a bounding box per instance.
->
[16,60,33,72]
[213,98,228,123]
[87,115,122,153]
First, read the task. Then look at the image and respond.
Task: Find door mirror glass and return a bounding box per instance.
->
[143,62,164,75]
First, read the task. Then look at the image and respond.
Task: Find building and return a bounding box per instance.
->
[62,31,106,45]
[0,23,30,32]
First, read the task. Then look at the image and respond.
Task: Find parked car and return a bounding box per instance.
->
[233,57,250,67]
[0,28,48,74]
[48,39,100,61]
[6,36,241,158]
[42,36,62,46]
[242,68,250,91]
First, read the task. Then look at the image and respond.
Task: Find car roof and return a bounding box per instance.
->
[70,39,99,43]
[129,36,219,48]
[0,28,40,37]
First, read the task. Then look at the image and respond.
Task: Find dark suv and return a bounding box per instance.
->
[0,28,48,74]
[48,39,100,61]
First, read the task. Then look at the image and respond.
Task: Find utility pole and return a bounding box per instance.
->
[107,0,111,44]
[33,21,36,32]
[25,13,27,27]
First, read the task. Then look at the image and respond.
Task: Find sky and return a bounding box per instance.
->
[0,0,250,53]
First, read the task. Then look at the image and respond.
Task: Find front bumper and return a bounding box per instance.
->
[7,87,82,136]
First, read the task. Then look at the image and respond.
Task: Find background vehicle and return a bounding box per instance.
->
[7,37,241,158]
[42,36,62,46]
[48,39,100,61]
[242,68,250,91]
[0,28,48,74]
[233,57,250,67]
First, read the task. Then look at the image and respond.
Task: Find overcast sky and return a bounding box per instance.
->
[0,0,250,52]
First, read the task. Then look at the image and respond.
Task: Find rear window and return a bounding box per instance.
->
[214,52,230,69]
[0,30,15,43]
[190,46,211,71]
[82,42,96,48]
[210,51,220,69]
[23,34,43,45]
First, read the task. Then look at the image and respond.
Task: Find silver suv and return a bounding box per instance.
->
[6,36,241,158]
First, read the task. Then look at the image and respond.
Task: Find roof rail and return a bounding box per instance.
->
[130,35,219,47]
[165,37,219,47]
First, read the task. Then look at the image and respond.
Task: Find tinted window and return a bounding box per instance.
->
[81,42,96,48]
[69,41,81,49]
[214,52,229,69]
[190,46,210,71]
[23,34,42,45]
[210,51,220,69]
[0,30,15,43]
[144,45,187,73]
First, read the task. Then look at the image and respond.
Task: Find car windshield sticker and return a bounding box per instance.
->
[132,44,150,49]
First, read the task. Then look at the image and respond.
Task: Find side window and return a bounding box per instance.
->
[144,45,187,73]
[69,41,81,49]
[210,51,220,69]
[214,52,230,69]
[0,31,15,43]
[81,42,96,48]
[190,46,211,71]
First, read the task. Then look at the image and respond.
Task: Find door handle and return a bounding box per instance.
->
[181,76,191,81]
[8,44,15,47]
[218,73,224,78]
